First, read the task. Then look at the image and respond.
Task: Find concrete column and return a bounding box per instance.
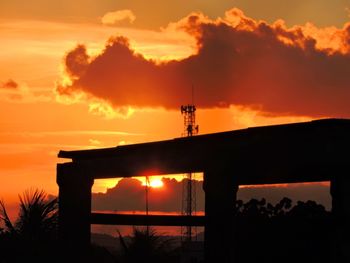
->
[56,163,94,249]
[331,174,350,262]
[203,169,238,263]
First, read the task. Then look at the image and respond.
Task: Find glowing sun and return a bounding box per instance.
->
[149,179,164,188]
[142,178,164,188]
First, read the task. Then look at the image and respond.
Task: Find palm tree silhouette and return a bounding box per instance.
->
[0,189,59,262]
[0,188,58,240]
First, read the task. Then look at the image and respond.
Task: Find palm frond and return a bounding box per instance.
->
[117,229,129,254]
[15,188,58,238]
[0,199,16,234]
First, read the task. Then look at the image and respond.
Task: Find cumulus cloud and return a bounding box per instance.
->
[59,8,350,117]
[101,10,136,25]
[92,178,204,213]
[64,44,90,79]
[92,178,331,213]
[1,79,18,89]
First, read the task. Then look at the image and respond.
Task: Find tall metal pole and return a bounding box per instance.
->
[145,175,150,235]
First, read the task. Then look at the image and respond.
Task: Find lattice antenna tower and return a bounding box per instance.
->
[180,86,199,241]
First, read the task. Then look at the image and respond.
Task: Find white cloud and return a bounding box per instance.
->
[101,10,136,25]
[88,100,135,119]
[346,7,350,18]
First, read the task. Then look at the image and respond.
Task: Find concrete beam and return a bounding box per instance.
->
[91,213,205,226]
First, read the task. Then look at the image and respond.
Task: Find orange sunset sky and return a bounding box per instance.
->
[1,0,350,220]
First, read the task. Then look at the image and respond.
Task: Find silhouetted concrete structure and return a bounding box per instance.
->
[57,119,350,262]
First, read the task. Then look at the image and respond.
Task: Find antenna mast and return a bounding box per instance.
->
[180,86,199,241]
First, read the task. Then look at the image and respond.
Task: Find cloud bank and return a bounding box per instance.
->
[59,8,350,117]
[92,178,204,212]
[92,178,331,213]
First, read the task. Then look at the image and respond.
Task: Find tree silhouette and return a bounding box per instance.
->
[235,197,331,263]
[118,227,177,263]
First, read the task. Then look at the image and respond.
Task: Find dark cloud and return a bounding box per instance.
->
[65,44,90,79]
[59,9,350,117]
[92,177,204,213]
[1,79,18,90]
[92,178,330,213]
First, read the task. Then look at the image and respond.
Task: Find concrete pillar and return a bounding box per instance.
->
[56,163,94,249]
[203,169,238,263]
[331,174,350,262]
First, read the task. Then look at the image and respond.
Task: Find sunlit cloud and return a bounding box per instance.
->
[227,105,311,128]
[101,10,136,25]
[59,8,350,117]
[55,82,136,119]
[346,7,350,18]
[88,100,136,119]
[89,138,102,146]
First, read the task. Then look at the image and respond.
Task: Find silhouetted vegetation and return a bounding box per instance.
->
[0,189,58,239]
[0,189,119,263]
[0,193,333,262]
[235,197,328,218]
[235,198,332,263]
[117,227,178,263]
[0,189,60,262]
